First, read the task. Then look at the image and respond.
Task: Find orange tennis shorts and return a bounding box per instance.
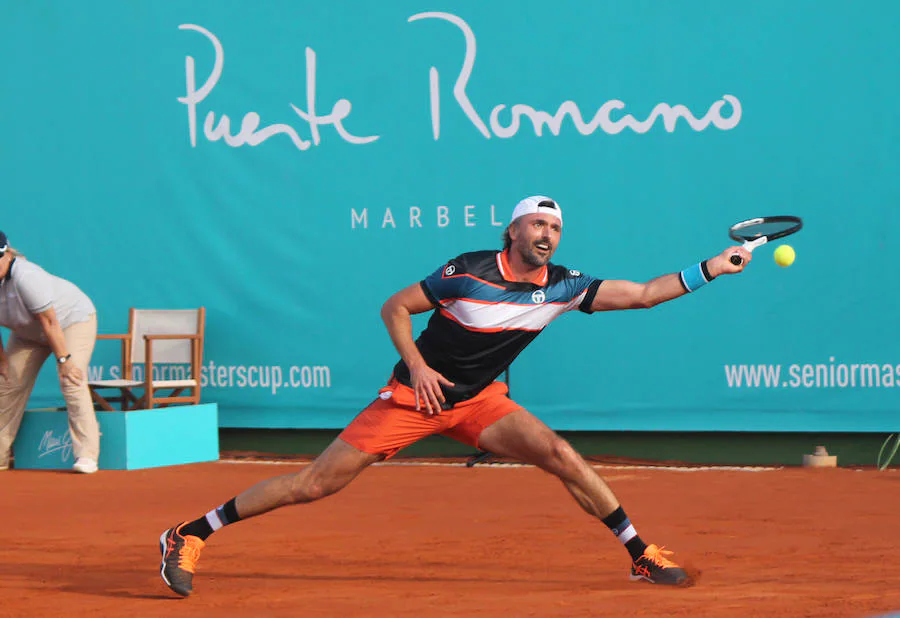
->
[339,379,522,459]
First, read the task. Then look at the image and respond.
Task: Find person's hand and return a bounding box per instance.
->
[58,362,84,387]
[408,361,455,416]
[0,356,8,381]
[708,246,752,277]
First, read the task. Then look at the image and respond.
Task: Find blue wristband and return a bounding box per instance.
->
[680,260,712,292]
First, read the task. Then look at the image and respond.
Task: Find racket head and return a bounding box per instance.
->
[729,215,803,244]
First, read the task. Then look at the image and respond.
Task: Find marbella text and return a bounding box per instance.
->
[351,203,505,230]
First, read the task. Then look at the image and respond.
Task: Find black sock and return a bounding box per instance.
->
[602,506,648,562]
[180,498,242,541]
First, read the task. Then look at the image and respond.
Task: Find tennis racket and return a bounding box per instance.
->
[728,216,803,265]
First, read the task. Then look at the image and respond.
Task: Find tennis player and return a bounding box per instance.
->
[159,196,751,596]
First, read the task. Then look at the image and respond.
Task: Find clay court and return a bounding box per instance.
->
[2,460,899,618]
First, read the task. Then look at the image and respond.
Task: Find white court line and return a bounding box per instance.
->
[217,459,780,472]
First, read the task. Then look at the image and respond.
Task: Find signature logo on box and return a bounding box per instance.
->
[38,430,73,462]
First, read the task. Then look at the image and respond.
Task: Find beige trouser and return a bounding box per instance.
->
[0,314,99,468]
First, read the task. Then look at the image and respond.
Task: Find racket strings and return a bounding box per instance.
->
[732,222,797,240]
[729,216,802,243]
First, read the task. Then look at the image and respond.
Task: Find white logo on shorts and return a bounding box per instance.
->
[531,290,546,304]
[445,264,456,276]
[569,269,581,277]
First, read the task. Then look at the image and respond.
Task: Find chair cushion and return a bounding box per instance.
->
[151,379,198,389]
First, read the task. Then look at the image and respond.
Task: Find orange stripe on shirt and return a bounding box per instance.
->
[440,272,507,290]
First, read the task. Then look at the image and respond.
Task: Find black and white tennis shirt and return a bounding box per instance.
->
[392,250,602,405]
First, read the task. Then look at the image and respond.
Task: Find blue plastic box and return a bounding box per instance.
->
[12,404,219,470]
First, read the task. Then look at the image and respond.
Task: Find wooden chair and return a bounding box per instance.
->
[88,308,206,411]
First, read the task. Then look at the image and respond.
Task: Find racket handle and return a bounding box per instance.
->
[730,238,764,267]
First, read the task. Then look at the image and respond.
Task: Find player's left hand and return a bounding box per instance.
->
[709,246,752,276]
[408,362,455,416]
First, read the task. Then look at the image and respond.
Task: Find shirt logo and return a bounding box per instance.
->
[569,269,581,277]
[444,264,456,276]
[531,290,546,304]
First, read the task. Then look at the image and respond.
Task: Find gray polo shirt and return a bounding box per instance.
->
[0,259,96,343]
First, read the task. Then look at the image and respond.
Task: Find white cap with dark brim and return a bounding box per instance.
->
[510,196,562,226]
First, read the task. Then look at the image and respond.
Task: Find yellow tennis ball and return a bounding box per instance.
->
[774,244,795,267]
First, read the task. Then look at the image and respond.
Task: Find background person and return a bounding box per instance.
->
[0,231,100,473]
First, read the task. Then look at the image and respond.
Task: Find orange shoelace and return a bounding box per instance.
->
[177,537,205,573]
[644,545,679,569]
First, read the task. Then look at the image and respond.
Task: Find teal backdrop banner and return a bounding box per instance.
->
[2,2,899,430]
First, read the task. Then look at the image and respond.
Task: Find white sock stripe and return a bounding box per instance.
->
[618,524,637,544]
[205,509,223,531]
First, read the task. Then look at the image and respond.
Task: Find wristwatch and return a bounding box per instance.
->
[57,354,72,365]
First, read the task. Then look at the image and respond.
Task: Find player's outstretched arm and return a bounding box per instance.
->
[589,246,751,312]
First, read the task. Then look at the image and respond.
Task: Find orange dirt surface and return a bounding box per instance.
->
[2,462,899,618]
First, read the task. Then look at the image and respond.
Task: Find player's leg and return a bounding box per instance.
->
[161,437,381,596]
[476,409,691,586]
[159,386,444,597]
[477,409,619,513]
[236,436,384,517]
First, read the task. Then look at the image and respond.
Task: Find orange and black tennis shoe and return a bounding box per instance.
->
[630,544,692,586]
[159,522,206,597]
